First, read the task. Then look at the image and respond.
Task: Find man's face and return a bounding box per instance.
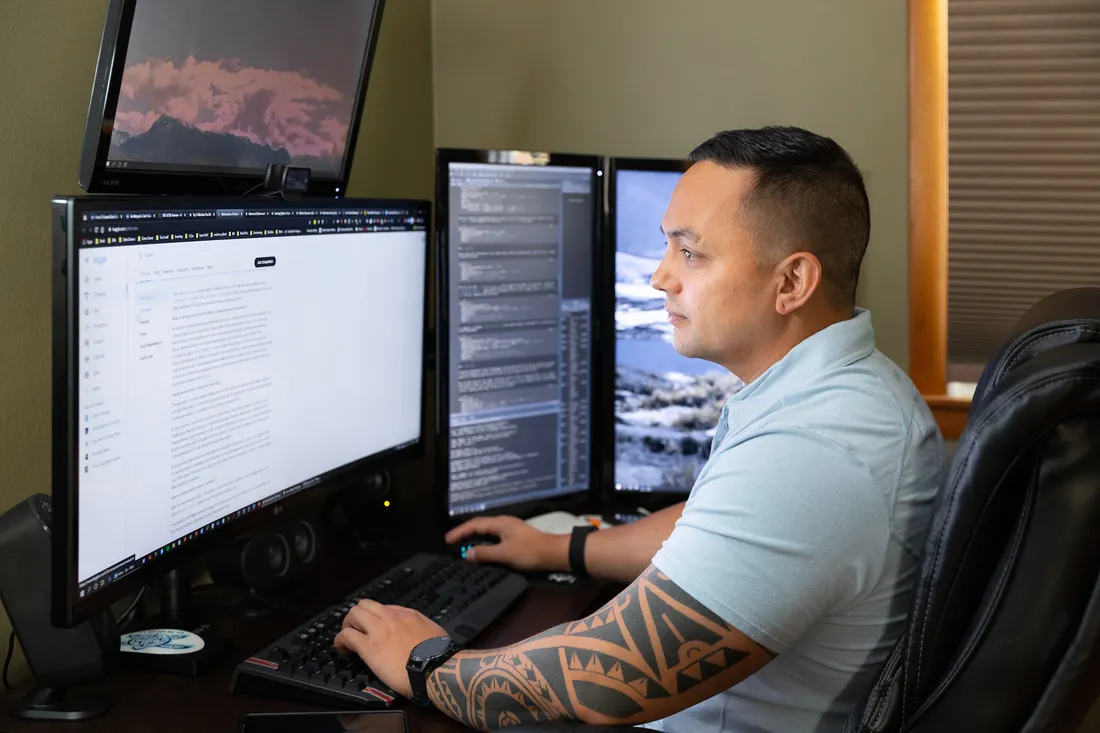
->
[652,161,778,373]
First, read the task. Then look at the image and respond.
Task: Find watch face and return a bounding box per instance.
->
[412,636,453,661]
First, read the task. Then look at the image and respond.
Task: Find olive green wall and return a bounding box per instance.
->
[0,0,433,685]
[430,0,910,368]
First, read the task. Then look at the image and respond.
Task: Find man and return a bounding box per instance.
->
[335,126,946,732]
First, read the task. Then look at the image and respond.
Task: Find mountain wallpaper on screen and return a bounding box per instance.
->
[107,0,374,174]
[111,114,294,170]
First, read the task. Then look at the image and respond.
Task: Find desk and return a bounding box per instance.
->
[0,544,616,733]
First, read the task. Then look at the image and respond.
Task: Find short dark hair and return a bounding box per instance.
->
[689,126,870,304]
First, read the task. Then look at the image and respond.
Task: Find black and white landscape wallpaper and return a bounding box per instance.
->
[614,169,744,493]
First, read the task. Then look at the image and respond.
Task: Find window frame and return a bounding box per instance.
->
[908,0,971,439]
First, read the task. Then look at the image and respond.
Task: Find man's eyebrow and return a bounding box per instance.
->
[660,225,701,242]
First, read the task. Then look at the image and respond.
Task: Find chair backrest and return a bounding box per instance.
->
[844,288,1100,733]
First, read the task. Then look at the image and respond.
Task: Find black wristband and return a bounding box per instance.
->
[569,525,596,576]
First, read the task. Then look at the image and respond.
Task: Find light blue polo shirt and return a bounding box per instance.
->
[647,308,945,733]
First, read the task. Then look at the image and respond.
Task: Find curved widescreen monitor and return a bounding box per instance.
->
[436,149,604,518]
[51,194,429,625]
[78,0,386,197]
[606,157,745,496]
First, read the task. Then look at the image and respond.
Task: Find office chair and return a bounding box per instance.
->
[841,287,1100,732]
[504,288,1100,733]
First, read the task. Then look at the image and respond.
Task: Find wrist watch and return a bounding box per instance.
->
[569,525,597,576]
[406,635,462,706]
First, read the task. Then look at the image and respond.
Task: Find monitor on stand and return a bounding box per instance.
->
[49,195,430,696]
[77,0,387,197]
[601,157,745,515]
[435,149,605,521]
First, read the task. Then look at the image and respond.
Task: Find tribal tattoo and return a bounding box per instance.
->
[426,565,776,730]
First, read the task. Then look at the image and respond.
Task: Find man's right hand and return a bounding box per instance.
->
[444,502,686,584]
[444,516,568,573]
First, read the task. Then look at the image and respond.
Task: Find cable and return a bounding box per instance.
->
[116,585,149,633]
[2,628,15,690]
[241,183,281,198]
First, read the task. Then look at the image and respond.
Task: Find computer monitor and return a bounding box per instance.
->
[50,195,430,626]
[77,0,386,197]
[435,149,604,518]
[604,157,745,498]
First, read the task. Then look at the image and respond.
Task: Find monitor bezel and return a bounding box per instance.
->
[51,194,432,627]
[600,156,702,508]
[76,0,387,198]
[434,148,607,526]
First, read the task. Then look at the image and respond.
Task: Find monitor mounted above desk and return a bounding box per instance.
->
[77,0,387,198]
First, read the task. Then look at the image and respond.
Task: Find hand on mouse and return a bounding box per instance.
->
[444,515,567,572]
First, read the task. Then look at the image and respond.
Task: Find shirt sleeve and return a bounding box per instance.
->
[651,427,890,655]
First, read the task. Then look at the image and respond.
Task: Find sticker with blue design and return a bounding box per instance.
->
[119,628,206,655]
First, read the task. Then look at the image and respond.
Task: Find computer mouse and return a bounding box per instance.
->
[455,534,500,560]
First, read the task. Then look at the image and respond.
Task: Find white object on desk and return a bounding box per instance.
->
[525,510,609,534]
[120,629,205,655]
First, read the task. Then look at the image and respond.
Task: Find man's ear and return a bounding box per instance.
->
[774,252,823,315]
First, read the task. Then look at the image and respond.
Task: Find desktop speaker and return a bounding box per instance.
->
[0,493,119,720]
[332,470,402,547]
[208,511,326,593]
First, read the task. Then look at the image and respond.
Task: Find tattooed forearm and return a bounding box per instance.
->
[426,565,775,730]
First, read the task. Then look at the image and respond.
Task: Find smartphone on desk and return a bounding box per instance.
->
[239,709,408,733]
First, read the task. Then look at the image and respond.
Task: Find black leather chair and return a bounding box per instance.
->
[843,287,1100,732]
[509,289,1100,733]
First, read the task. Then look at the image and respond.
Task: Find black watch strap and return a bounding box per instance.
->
[408,661,432,707]
[569,525,597,576]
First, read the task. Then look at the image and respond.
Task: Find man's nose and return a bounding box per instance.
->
[651,255,672,293]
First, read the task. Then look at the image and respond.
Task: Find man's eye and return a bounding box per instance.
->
[681,249,697,262]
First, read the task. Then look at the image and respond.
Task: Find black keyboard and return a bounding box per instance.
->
[230,552,528,708]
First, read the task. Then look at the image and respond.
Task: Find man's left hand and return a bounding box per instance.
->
[334,599,447,699]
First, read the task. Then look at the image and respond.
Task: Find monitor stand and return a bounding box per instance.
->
[7,608,117,721]
[119,566,231,676]
[8,686,110,722]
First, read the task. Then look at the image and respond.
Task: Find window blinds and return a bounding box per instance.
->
[947,0,1100,364]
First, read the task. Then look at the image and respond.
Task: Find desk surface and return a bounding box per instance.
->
[0,544,615,733]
